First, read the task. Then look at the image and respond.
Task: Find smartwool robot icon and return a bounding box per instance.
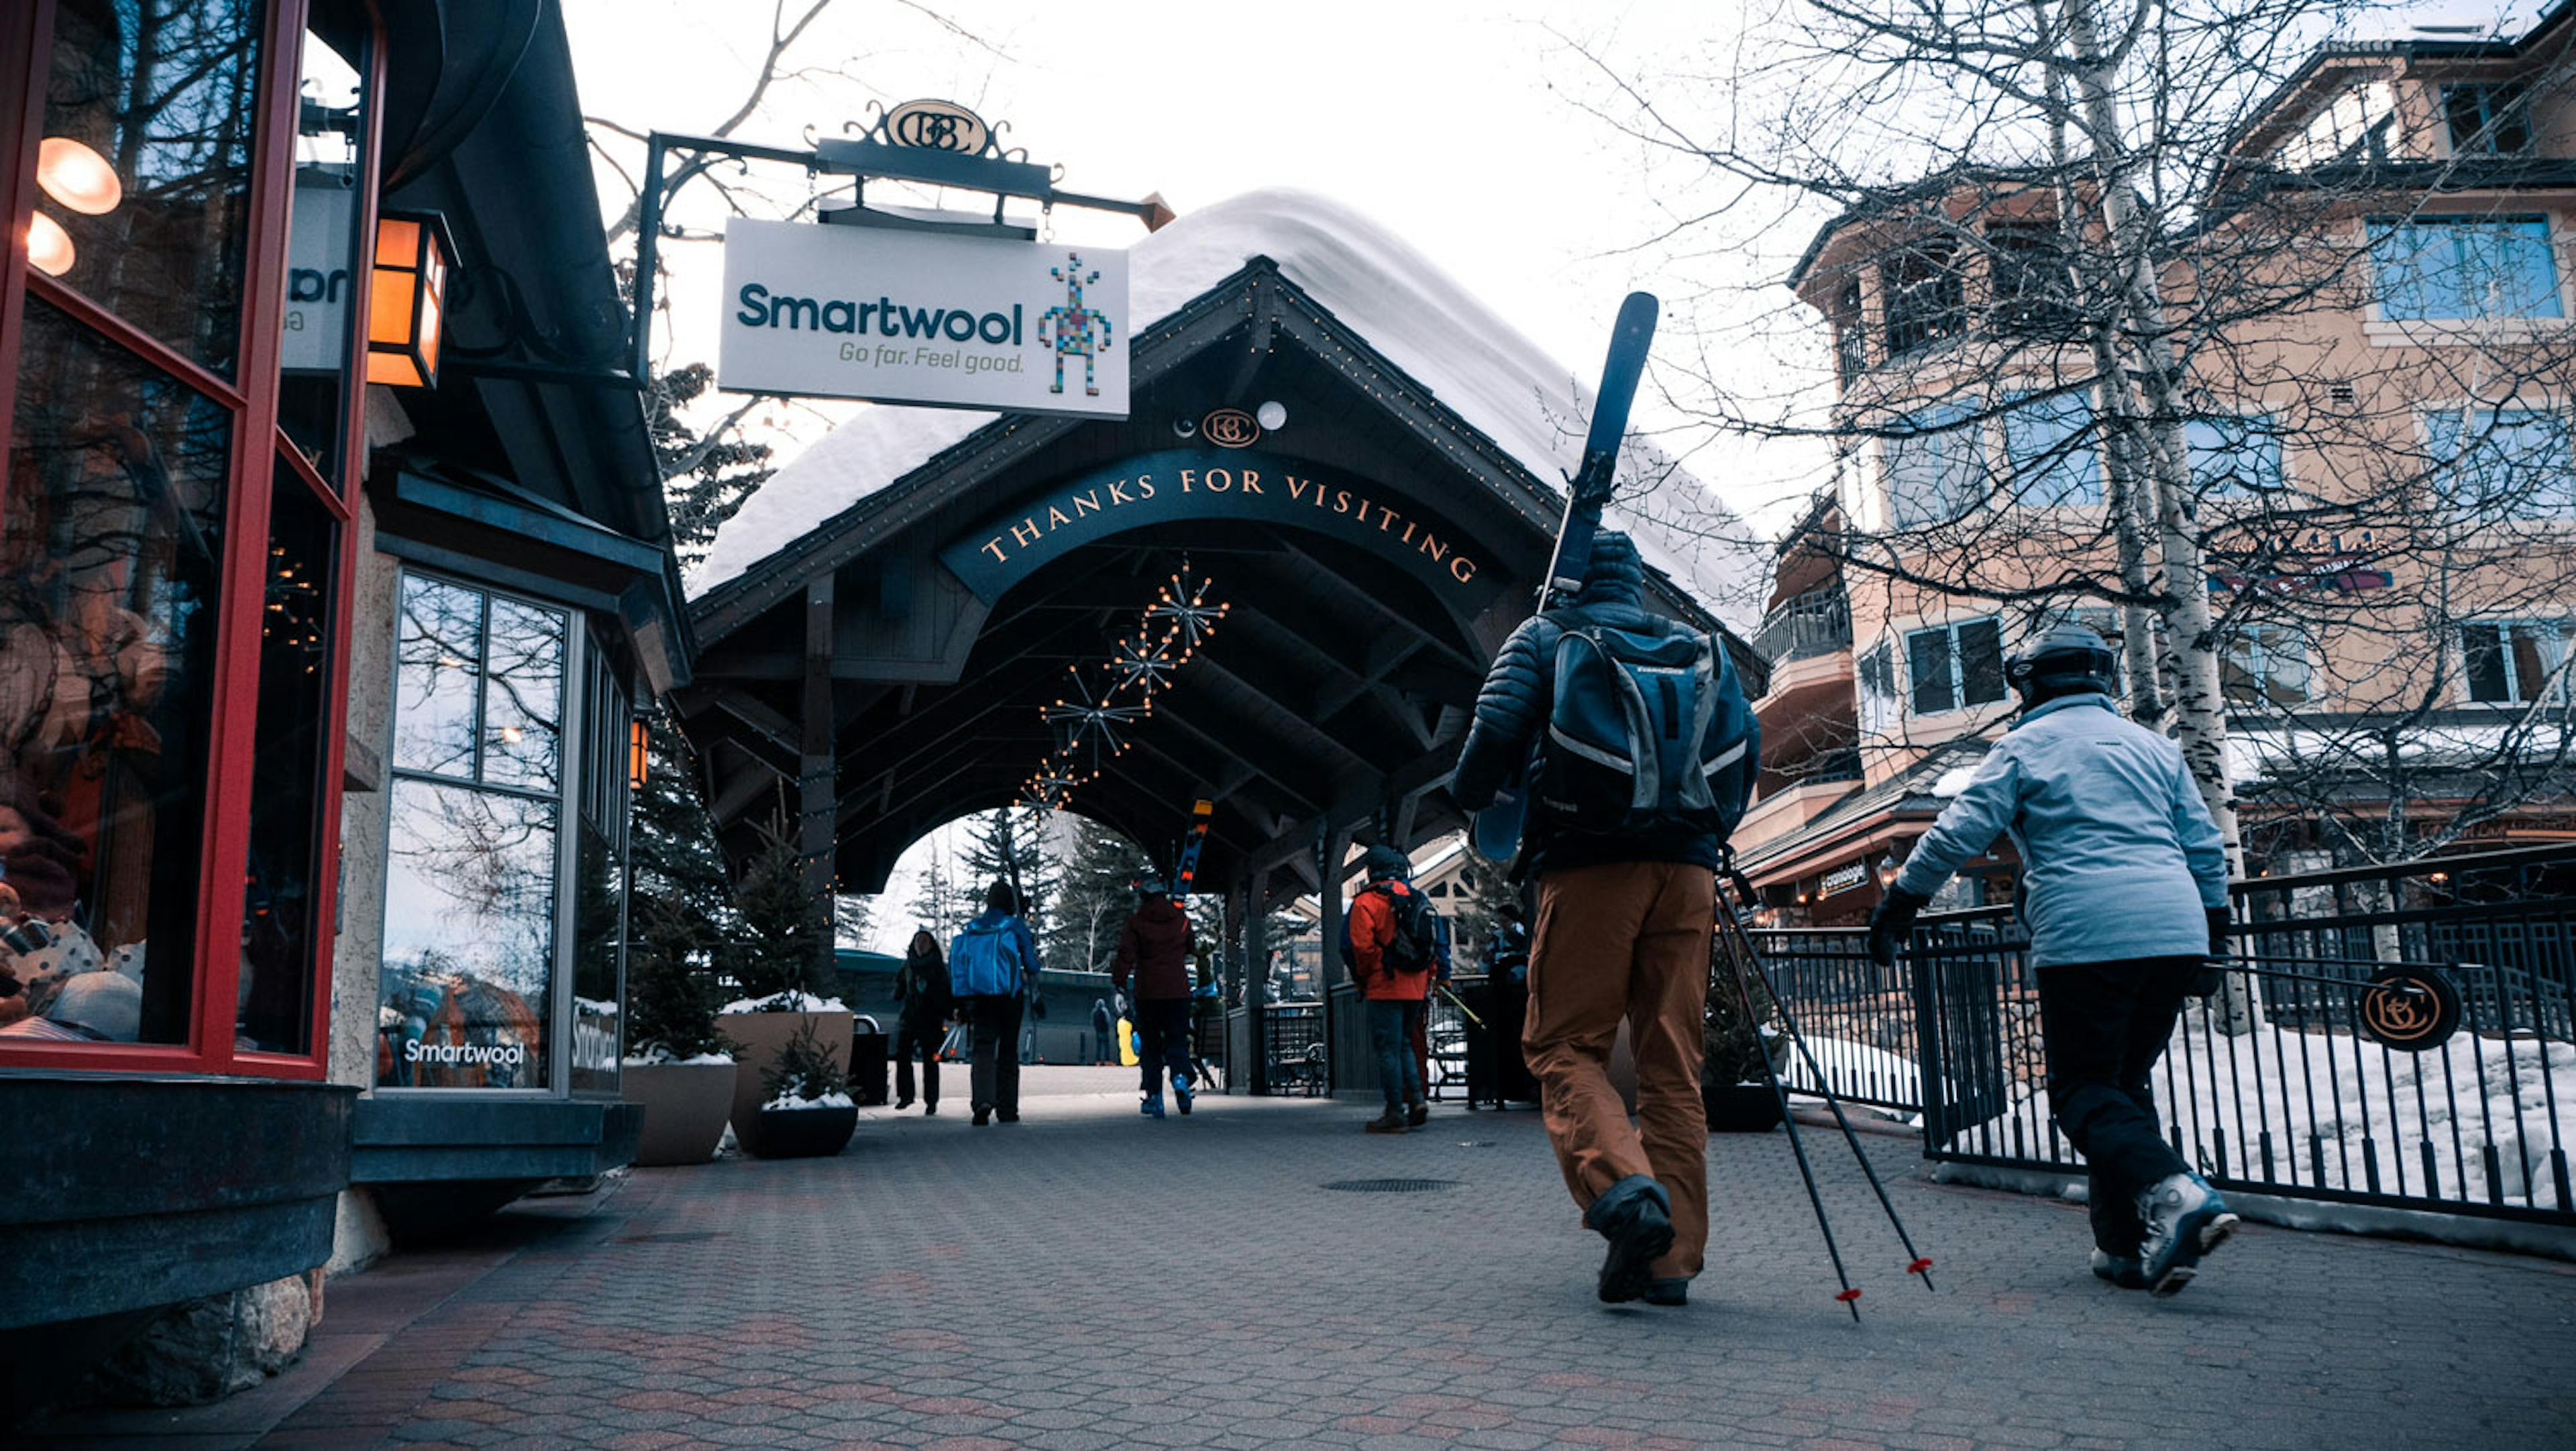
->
[1039,250,1112,396]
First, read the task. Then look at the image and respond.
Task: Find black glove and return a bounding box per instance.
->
[1866,887,1931,967]
[2188,906,2233,999]
[2206,906,2233,959]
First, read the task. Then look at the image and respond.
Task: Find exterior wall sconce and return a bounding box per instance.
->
[366,211,452,388]
[629,719,649,790]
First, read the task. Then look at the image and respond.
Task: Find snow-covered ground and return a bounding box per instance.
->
[1786,1034,1924,1116]
[1947,1022,2576,1213]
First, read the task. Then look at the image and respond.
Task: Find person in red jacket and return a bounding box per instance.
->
[1346,845,1432,1134]
[1112,876,1197,1118]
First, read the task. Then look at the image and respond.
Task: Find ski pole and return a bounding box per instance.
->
[1435,982,1486,1028]
[1713,918,1864,1319]
[1721,865,1937,1293]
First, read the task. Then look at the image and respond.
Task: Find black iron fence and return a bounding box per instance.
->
[1748,845,2576,1226]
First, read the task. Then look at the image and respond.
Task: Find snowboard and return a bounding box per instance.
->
[1470,290,1660,865]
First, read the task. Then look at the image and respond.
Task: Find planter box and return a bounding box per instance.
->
[718,1010,855,1158]
[623,1061,737,1167]
[753,1104,857,1159]
[1703,1081,1784,1134]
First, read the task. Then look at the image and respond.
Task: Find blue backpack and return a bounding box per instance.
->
[1536,620,1760,840]
[949,918,1026,998]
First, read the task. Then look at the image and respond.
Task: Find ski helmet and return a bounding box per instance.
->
[2006,623,2118,707]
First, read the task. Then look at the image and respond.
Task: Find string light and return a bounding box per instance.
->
[1016,557,1229,810]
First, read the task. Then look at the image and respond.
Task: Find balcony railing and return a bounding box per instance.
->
[1754,586,1854,665]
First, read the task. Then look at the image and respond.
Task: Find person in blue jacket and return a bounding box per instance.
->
[1866,625,2238,1297]
[951,881,1042,1126]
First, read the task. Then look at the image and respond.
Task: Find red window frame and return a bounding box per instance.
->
[0,0,380,1079]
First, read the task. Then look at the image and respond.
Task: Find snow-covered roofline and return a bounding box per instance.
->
[692,188,1756,624]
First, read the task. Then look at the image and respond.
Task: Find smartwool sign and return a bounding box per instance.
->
[717,217,1128,416]
[939,450,1504,613]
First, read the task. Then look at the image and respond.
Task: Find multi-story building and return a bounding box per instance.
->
[1743,6,2576,924]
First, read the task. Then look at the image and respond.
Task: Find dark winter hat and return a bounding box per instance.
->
[1132,873,1169,898]
[1575,531,1645,601]
[1362,845,1411,879]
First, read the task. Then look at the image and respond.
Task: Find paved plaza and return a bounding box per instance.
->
[32,1070,2576,1451]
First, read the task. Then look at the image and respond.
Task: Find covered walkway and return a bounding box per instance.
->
[32,1085,2576,1450]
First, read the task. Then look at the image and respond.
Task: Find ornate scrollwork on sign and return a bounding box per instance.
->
[846,99,1026,162]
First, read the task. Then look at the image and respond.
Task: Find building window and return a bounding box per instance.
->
[2279,80,2396,169]
[1858,640,1899,740]
[2461,619,2572,705]
[1907,616,2007,715]
[2371,217,2563,321]
[2001,390,2102,506]
[2222,625,2312,708]
[1884,401,1984,527]
[379,574,573,1090]
[1882,241,1966,358]
[2423,407,2576,516]
[2444,83,2533,156]
[1986,224,2081,338]
[2188,414,2287,495]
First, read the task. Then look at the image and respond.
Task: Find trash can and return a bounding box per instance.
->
[849,1015,890,1107]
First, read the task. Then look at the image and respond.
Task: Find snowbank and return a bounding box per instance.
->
[692,189,1760,623]
[621,1050,735,1067]
[1951,1023,2576,1212]
[1788,1035,1924,1114]
[718,991,849,1015]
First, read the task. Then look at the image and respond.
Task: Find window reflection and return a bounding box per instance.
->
[379,779,556,1088]
[42,0,263,376]
[0,299,231,1046]
[482,600,563,792]
[392,575,482,779]
[239,463,337,1055]
[570,654,628,1093]
[278,23,370,470]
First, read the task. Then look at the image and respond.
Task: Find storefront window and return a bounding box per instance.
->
[238,457,338,1055]
[379,574,568,1088]
[40,0,265,377]
[1,299,233,1047]
[570,654,628,1093]
[278,21,372,471]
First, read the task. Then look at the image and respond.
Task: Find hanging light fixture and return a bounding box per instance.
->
[36,138,121,215]
[26,212,73,277]
[629,720,650,789]
[366,211,453,388]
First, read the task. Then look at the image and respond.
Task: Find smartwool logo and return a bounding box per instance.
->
[735,285,1024,345]
[404,1038,528,1068]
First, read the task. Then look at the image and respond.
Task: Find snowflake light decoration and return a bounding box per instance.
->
[1016,562,1228,810]
[1108,631,1178,694]
[1142,563,1230,654]
[1042,665,1148,756]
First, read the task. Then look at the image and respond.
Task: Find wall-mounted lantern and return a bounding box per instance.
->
[629,719,650,790]
[366,211,451,388]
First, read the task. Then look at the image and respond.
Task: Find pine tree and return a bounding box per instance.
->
[907,846,960,947]
[1044,818,1156,975]
[833,893,877,951]
[955,808,1058,940]
[650,362,774,571]
[625,722,733,1056]
[724,812,824,1005]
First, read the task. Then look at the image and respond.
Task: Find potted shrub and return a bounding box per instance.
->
[752,1016,858,1159]
[621,890,735,1167]
[718,818,853,1156]
[1704,961,1790,1132]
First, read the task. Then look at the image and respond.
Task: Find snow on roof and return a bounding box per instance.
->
[2353,0,2557,43]
[692,188,1760,625]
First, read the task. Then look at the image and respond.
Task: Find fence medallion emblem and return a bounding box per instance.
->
[2359,966,2461,1053]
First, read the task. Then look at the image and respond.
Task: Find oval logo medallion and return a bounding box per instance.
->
[1201,407,1260,448]
[885,99,989,155]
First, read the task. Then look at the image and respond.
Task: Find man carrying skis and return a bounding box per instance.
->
[1345,845,1435,1133]
[1450,531,1758,1305]
[1112,875,1197,1118]
[1866,624,2237,1297]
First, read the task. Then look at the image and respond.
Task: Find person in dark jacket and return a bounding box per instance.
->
[1449,531,1718,1307]
[892,929,951,1114]
[1112,877,1197,1118]
[1866,624,2237,1296]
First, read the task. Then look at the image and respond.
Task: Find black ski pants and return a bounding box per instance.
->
[2036,955,2199,1256]
[967,993,1024,1118]
[1132,998,1193,1094]
[893,1014,942,1107]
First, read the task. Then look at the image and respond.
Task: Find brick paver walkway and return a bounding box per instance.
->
[36,1076,2576,1450]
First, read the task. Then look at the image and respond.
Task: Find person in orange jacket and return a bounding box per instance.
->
[1346,845,1434,1133]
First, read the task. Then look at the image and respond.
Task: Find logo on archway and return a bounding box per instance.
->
[1201,408,1260,448]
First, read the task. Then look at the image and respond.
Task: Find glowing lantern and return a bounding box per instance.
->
[366,211,450,387]
[36,138,121,215]
[26,212,72,276]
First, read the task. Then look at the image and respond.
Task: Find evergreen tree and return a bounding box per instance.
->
[649,362,774,571]
[955,808,1058,938]
[907,845,961,946]
[624,722,733,1055]
[724,812,824,1005]
[833,893,876,950]
[1044,818,1156,975]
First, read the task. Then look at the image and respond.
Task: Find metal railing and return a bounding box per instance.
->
[1748,844,2576,1226]
[1752,587,1853,665]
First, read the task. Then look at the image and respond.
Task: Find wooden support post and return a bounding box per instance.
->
[1317,824,1352,1093]
[800,577,838,989]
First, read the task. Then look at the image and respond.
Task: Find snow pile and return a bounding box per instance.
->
[1953,1024,2576,1212]
[692,188,1760,621]
[1788,1035,1925,1113]
[718,991,849,1015]
[620,1049,735,1067]
[763,1089,855,1111]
